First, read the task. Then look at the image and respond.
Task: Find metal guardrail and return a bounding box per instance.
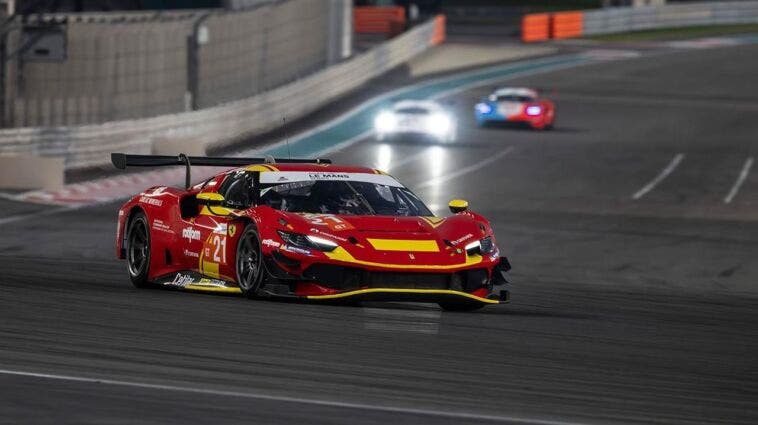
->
[583,1,758,36]
[0,16,444,170]
[522,1,758,41]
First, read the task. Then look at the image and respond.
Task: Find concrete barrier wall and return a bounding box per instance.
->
[3,0,342,128]
[583,1,758,36]
[0,16,443,171]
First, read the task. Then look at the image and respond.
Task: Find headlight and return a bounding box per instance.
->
[464,236,493,256]
[306,235,339,251]
[427,113,451,135]
[278,230,338,252]
[374,111,397,133]
[525,105,542,116]
[475,103,492,114]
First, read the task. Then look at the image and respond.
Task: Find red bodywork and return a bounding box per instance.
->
[508,99,556,130]
[116,163,509,305]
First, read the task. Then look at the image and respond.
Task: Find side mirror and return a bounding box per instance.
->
[448,199,468,213]
[197,192,225,206]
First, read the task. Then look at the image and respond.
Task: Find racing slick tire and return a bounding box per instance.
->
[236,224,265,298]
[126,211,152,288]
[438,300,484,312]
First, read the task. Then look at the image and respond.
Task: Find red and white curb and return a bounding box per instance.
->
[8,168,191,206]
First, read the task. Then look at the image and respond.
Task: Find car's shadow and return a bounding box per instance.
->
[479,122,585,134]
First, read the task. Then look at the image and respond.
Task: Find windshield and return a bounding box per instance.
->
[394,107,431,115]
[493,95,534,102]
[259,180,432,216]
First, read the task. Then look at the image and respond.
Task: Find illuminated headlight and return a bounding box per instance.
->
[465,236,494,256]
[277,231,338,252]
[374,111,397,133]
[525,105,542,116]
[427,113,451,135]
[306,235,339,251]
[475,103,492,114]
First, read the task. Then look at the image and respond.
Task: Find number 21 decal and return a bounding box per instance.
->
[210,235,227,265]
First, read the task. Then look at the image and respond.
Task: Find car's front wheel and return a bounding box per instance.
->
[236,224,265,298]
[126,211,152,288]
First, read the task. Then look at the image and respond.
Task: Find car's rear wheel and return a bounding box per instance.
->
[126,212,152,288]
[236,224,264,298]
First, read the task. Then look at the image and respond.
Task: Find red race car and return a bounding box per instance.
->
[113,153,510,311]
[475,87,555,130]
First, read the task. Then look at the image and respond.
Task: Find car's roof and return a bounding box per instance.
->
[492,87,538,98]
[392,99,443,111]
[238,162,386,175]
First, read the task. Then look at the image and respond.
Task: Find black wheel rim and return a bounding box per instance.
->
[237,232,260,291]
[127,219,149,277]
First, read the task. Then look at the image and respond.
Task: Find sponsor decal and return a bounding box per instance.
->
[182,226,201,242]
[409,253,415,260]
[197,278,227,288]
[139,196,163,207]
[309,228,348,242]
[308,172,350,180]
[184,249,199,258]
[119,210,124,216]
[282,244,311,255]
[451,233,474,246]
[277,176,289,182]
[262,239,281,248]
[153,220,174,234]
[228,224,237,237]
[213,223,228,235]
[170,273,195,288]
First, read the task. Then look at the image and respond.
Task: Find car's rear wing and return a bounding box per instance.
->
[111,153,331,189]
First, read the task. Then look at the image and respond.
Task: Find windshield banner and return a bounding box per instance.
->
[260,171,404,187]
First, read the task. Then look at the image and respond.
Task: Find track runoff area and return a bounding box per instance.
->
[1,41,758,424]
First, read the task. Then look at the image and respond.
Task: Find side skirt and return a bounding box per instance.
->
[153,271,241,294]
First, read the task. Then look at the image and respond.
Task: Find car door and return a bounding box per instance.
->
[191,170,254,282]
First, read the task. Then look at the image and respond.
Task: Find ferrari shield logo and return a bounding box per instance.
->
[228,224,237,237]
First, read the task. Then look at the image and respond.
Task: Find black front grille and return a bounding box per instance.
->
[303,264,450,291]
[303,264,490,292]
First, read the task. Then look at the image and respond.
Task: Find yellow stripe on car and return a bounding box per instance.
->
[185,284,242,294]
[367,238,439,252]
[307,288,499,304]
[420,216,445,228]
[324,246,481,270]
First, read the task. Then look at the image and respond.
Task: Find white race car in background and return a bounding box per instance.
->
[374,100,456,143]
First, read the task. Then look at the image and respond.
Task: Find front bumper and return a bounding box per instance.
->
[263,253,511,305]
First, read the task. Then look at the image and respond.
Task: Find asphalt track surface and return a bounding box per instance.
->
[1,44,758,424]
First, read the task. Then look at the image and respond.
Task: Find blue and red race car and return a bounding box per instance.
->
[113,153,511,311]
[475,87,555,130]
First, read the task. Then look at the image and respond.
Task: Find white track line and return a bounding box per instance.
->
[724,157,754,204]
[416,146,515,189]
[631,153,685,200]
[0,368,586,425]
